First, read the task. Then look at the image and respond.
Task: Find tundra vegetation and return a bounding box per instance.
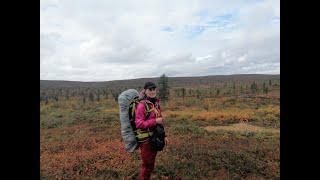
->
[40,74,280,179]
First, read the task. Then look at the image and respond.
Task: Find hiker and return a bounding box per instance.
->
[135,82,169,180]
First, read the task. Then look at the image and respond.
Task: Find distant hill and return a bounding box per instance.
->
[40,74,280,90]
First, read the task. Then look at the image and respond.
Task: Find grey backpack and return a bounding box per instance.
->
[118,89,140,152]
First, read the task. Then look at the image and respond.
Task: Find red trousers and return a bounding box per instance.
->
[139,140,157,180]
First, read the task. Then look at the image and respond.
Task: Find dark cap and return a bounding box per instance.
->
[144,82,157,89]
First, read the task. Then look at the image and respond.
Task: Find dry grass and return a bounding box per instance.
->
[40,123,141,179]
[103,107,118,113]
[163,108,255,122]
[203,123,280,133]
[40,92,280,179]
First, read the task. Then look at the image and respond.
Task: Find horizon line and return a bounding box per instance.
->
[40,73,280,83]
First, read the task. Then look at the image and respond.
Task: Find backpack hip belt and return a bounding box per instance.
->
[135,129,154,142]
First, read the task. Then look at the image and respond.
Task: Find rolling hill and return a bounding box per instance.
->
[40,74,280,90]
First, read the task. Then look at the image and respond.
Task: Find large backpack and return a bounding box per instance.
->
[118,89,139,152]
[118,89,152,152]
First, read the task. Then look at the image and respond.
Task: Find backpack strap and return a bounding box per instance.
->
[129,97,140,120]
[131,98,140,118]
[133,99,160,141]
[140,100,152,120]
[144,100,161,118]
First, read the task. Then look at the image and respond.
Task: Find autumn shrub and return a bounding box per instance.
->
[210,149,257,178]
[40,90,280,179]
[95,168,119,179]
[251,105,280,128]
[184,98,201,107]
[169,122,204,137]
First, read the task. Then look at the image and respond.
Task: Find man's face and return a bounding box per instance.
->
[145,87,157,98]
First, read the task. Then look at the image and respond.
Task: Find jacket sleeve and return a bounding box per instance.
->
[135,102,157,129]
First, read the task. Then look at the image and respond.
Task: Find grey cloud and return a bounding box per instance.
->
[41,0,279,81]
[214,34,279,74]
[157,53,196,67]
[40,32,62,61]
[166,30,279,76]
[96,44,152,64]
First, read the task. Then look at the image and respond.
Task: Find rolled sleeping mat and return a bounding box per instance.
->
[118,89,139,152]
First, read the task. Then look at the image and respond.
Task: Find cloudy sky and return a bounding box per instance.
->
[40,0,280,82]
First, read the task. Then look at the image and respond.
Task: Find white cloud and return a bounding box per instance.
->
[238,54,247,63]
[40,0,279,81]
[196,55,212,62]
